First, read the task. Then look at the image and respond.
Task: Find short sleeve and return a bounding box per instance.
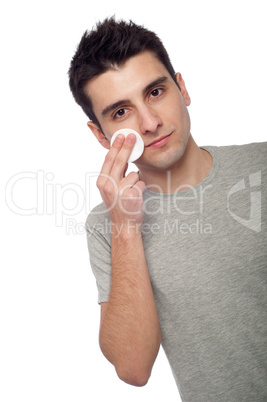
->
[86,215,112,304]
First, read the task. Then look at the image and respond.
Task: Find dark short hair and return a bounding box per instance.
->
[68,17,178,127]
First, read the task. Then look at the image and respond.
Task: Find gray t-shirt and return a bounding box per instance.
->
[86,142,267,402]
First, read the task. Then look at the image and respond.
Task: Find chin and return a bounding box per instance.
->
[137,152,183,171]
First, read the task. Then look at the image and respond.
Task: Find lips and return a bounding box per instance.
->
[146,133,172,148]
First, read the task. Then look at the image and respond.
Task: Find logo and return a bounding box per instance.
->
[227,171,261,232]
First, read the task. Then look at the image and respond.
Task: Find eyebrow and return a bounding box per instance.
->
[142,76,168,97]
[101,99,129,118]
[101,75,169,118]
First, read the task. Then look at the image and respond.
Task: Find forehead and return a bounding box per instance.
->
[85,51,171,114]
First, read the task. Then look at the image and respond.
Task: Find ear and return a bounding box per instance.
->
[87,121,110,150]
[176,73,191,107]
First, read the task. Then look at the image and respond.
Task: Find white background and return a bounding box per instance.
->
[1,1,266,401]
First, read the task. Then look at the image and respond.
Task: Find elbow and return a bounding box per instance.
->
[113,345,160,387]
[116,365,151,387]
[99,341,151,386]
[99,342,150,386]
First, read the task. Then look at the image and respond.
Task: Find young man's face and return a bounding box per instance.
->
[85,51,191,173]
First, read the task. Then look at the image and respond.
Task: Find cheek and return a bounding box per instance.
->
[162,94,184,120]
[173,98,190,128]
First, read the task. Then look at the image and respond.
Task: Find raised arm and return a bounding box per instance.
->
[97,133,161,386]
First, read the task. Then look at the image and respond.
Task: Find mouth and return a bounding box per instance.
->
[145,133,172,148]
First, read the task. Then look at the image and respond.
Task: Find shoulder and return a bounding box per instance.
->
[204,141,266,157]
[85,201,111,242]
[86,201,108,225]
[220,141,266,155]
[204,142,266,173]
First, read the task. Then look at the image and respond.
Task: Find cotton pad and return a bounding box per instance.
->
[110,128,144,163]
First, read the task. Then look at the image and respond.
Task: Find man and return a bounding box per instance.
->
[69,17,267,401]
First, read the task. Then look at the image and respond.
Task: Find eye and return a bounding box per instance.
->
[150,88,163,98]
[114,108,126,119]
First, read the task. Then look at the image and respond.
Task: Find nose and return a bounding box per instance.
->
[138,105,162,135]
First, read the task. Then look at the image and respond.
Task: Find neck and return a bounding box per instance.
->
[138,135,213,193]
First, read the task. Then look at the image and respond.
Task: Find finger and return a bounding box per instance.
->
[119,173,146,196]
[110,134,136,181]
[120,171,140,188]
[123,163,129,178]
[97,134,125,187]
[133,180,146,195]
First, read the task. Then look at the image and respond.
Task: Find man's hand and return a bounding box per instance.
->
[97,133,146,233]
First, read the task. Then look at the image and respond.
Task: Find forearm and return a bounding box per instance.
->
[99,228,161,386]
[95,134,159,385]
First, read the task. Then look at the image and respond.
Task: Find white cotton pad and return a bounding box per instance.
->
[110,128,144,163]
